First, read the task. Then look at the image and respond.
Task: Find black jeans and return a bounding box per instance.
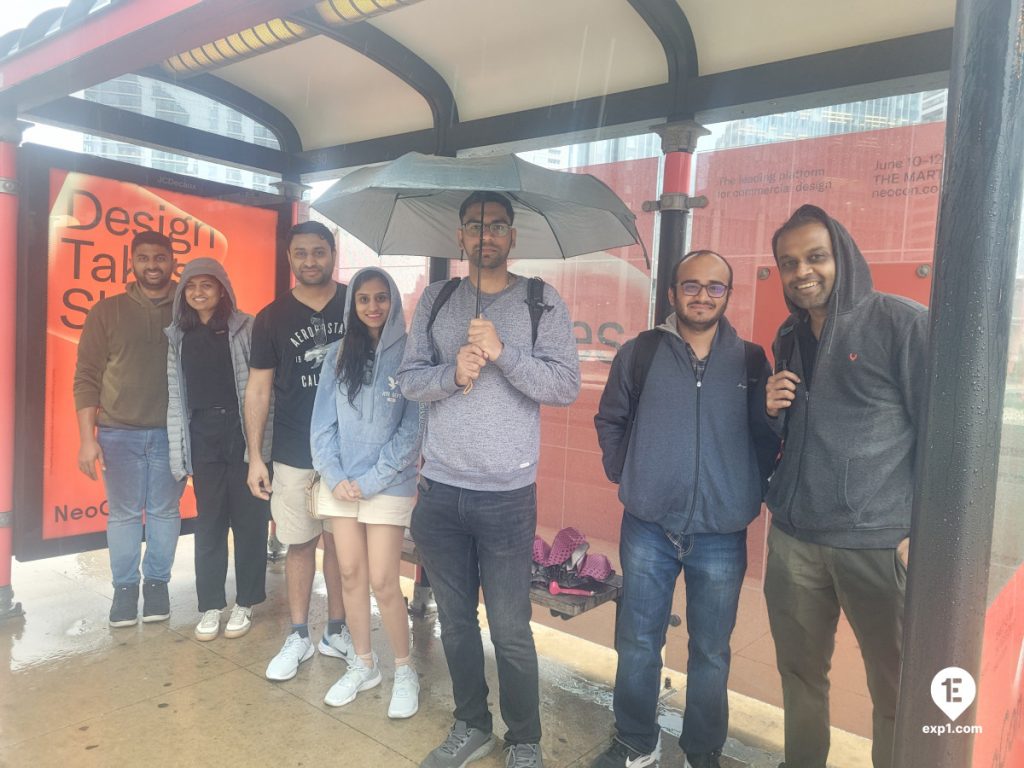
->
[410,477,540,745]
[190,407,269,612]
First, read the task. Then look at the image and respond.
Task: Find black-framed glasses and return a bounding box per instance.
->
[461,222,511,237]
[678,280,729,298]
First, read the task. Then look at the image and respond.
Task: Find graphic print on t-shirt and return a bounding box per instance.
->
[291,313,345,389]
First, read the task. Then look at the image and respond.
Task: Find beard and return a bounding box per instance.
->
[295,267,333,286]
[675,301,728,332]
[467,248,509,272]
[133,266,171,290]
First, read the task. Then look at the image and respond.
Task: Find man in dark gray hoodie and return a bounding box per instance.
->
[593,250,776,768]
[763,205,928,768]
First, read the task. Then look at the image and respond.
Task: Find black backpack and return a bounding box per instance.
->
[425,277,550,360]
[607,330,781,496]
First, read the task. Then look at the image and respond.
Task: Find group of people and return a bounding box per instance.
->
[73,192,925,768]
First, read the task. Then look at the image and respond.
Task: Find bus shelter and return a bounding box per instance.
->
[0,2,1020,766]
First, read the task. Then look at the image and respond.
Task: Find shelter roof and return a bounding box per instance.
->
[0,0,956,180]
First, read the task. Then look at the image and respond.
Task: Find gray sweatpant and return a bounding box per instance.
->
[764,525,906,768]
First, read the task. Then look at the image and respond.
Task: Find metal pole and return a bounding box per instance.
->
[893,0,1024,764]
[649,121,708,324]
[0,117,25,621]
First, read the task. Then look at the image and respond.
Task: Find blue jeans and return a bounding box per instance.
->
[98,427,186,587]
[409,477,540,744]
[614,513,747,755]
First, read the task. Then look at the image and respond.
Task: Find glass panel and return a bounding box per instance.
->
[78,74,281,150]
[308,207,430,331]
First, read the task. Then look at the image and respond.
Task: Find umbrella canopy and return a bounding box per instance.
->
[312,152,647,264]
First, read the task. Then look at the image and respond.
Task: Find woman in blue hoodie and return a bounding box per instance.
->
[166,258,272,643]
[311,267,422,719]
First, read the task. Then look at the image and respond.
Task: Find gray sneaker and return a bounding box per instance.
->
[506,743,544,768]
[318,625,356,664]
[420,720,496,768]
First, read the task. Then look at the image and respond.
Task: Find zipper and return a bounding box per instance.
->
[681,346,707,531]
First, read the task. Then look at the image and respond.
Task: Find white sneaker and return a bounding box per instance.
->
[194,609,221,642]
[265,632,314,681]
[223,604,252,639]
[318,624,356,663]
[324,653,382,707]
[387,664,420,719]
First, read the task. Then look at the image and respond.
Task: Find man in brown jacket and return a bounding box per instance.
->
[74,230,187,627]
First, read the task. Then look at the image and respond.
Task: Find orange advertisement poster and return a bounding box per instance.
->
[42,169,278,540]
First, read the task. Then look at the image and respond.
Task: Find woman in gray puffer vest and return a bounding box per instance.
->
[166,258,272,643]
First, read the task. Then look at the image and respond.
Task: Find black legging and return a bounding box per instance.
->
[190,407,269,611]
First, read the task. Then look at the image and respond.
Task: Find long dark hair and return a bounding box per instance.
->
[337,269,390,406]
[179,275,233,332]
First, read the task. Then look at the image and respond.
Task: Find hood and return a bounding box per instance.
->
[656,312,738,346]
[343,266,405,353]
[170,258,238,327]
[772,204,873,317]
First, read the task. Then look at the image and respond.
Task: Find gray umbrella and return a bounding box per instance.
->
[312,151,648,264]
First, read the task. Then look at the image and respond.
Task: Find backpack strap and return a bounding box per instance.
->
[742,340,764,388]
[743,340,783,497]
[774,319,798,374]
[629,330,663,420]
[426,277,462,339]
[524,276,552,348]
[606,329,662,483]
[426,277,461,363]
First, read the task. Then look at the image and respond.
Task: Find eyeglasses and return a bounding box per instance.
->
[461,222,511,237]
[678,280,729,298]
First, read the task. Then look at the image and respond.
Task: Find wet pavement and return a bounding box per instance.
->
[0,538,872,767]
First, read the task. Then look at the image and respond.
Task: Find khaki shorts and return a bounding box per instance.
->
[270,462,332,545]
[316,480,414,527]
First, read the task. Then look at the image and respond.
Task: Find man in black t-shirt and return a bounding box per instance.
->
[245,221,354,681]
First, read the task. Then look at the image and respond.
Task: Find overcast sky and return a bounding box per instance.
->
[1,1,66,37]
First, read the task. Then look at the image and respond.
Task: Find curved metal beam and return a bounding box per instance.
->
[140,66,303,154]
[292,12,458,155]
[627,0,699,119]
[25,97,294,176]
[295,28,953,176]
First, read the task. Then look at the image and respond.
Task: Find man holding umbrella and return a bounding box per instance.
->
[398,191,581,768]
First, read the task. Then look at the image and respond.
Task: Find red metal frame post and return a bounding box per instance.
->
[647,121,709,325]
[0,119,25,620]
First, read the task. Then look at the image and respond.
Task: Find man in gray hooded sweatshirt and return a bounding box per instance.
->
[764,205,928,768]
[398,191,580,768]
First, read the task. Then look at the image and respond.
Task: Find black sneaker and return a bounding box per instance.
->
[590,738,658,768]
[685,751,722,768]
[142,579,170,623]
[109,584,139,627]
